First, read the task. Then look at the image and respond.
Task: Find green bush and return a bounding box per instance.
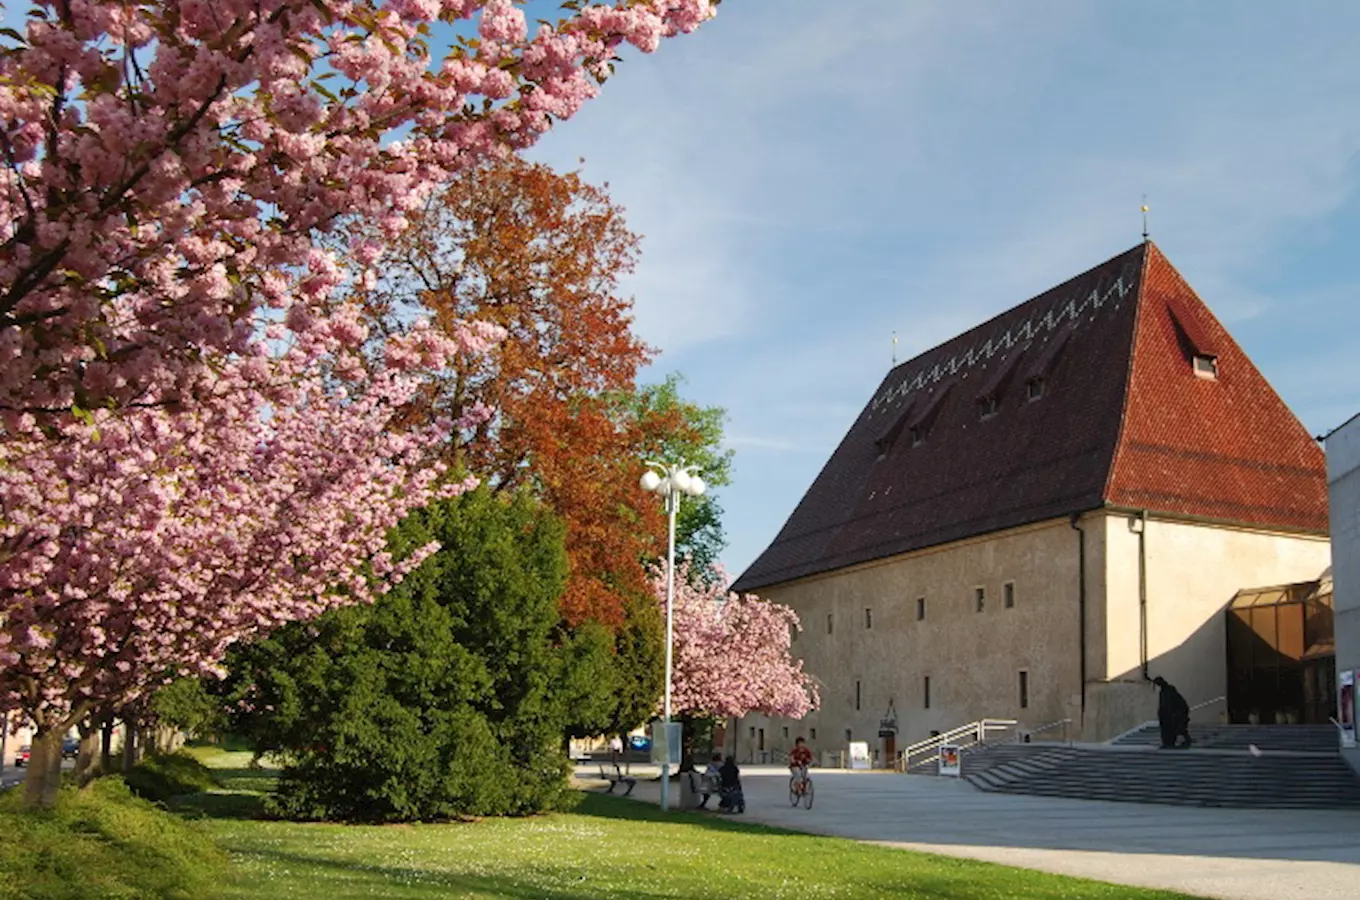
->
[225,488,608,822]
[124,752,221,804]
[0,777,226,900]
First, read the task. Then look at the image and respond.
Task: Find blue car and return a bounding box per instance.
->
[62,737,79,759]
[628,735,651,752]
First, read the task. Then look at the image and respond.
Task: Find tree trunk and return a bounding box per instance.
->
[121,721,137,775]
[100,714,114,774]
[21,729,64,809]
[74,721,101,785]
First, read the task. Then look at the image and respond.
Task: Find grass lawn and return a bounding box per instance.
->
[178,751,1195,900]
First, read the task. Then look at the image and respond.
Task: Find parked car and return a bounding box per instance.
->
[62,737,80,759]
[628,735,651,753]
[15,745,30,767]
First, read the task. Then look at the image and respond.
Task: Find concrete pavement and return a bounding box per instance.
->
[578,764,1360,900]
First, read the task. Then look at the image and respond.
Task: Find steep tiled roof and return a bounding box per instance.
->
[1105,244,1328,532]
[732,243,1327,593]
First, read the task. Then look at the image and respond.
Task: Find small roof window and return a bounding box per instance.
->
[1193,355,1219,380]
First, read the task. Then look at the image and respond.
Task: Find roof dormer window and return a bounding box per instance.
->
[910,425,925,447]
[1026,377,1045,401]
[978,396,1000,421]
[1193,354,1218,380]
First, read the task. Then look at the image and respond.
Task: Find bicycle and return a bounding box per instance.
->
[788,764,814,809]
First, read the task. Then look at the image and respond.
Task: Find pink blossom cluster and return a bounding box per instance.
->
[0,0,717,419]
[658,563,820,720]
[0,319,504,734]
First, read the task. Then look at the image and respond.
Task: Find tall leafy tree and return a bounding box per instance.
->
[625,373,733,575]
[352,159,731,628]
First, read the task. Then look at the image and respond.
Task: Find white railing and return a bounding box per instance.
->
[1191,695,1226,714]
[897,719,1017,772]
[1019,717,1073,745]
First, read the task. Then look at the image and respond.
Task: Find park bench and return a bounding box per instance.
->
[597,762,637,795]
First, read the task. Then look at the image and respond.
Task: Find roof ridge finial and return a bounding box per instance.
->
[1141,195,1150,243]
[892,330,898,367]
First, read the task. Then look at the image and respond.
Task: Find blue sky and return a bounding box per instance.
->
[8,1,1356,580]
[520,1,1360,579]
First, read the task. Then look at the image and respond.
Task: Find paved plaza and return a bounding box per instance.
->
[582,765,1360,900]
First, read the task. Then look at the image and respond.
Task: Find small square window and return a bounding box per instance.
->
[810,728,817,740]
[1027,378,1045,401]
[975,586,986,612]
[923,676,931,709]
[1193,355,1218,379]
[1004,582,1015,609]
[827,613,834,635]
[1019,670,1029,709]
[916,597,926,621]
[979,396,999,420]
[845,729,853,743]
[864,607,873,629]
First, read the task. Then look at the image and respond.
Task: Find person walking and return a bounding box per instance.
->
[1153,676,1192,748]
[718,755,744,814]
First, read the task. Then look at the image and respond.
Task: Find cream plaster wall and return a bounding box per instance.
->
[1326,414,1360,775]
[736,509,1331,762]
[1092,511,1330,739]
[737,518,1083,765]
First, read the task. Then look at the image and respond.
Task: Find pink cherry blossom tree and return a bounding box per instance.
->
[0,0,717,807]
[659,563,819,722]
[0,319,506,807]
[0,0,718,419]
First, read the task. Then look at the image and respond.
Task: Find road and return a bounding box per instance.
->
[1,760,75,790]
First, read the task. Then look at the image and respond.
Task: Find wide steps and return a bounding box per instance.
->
[960,743,1360,809]
[1112,723,1340,754]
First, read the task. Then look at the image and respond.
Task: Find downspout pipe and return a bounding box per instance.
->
[1137,509,1149,681]
[1069,513,1088,722]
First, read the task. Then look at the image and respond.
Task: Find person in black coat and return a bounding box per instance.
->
[717,755,744,813]
[1154,676,1192,748]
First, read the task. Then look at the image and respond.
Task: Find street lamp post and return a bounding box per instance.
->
[640,461,706,812]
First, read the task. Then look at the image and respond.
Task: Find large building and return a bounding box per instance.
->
[732,242,1331,763]
[1326,413,1360,775]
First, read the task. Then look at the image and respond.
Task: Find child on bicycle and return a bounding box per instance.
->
[788,736,814,777]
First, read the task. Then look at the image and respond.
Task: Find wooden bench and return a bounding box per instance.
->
[597,762,637,795]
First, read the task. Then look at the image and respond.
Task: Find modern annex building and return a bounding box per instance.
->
[731,242,1331,763]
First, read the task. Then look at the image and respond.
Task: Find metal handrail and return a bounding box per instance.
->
[898,718,1018,771]
[1190,694,1226,714]
[1020,717,1072,744]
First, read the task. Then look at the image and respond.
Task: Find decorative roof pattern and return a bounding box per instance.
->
[732,243,1328,593]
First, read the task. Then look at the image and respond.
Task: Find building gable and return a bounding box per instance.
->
[1104,244,1328,532]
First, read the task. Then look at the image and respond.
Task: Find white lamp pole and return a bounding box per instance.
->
[640,461,705,812]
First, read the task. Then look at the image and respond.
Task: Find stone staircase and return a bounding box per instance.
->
[958,726,1360,809]
[1111,722,1340,754]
